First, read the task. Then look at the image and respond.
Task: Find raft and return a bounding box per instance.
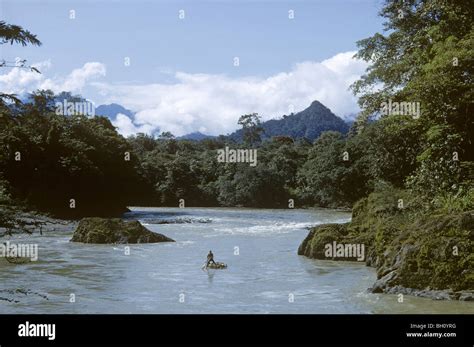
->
[206,262,227,269]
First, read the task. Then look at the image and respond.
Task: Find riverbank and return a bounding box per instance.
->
[298,186,474,301]
[2,206,473,313]
[0,207,77,237]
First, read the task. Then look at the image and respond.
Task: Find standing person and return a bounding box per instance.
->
[206,250,216,267]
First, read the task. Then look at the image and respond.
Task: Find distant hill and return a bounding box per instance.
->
[95,103,135,120]
[228,100,350,142]
[177,132,215,141]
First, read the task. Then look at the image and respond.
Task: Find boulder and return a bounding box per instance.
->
[298,223,349,259]
[70,217,175,244]
[297,222,372,262]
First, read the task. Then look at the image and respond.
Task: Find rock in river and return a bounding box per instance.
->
[70,218,175,244]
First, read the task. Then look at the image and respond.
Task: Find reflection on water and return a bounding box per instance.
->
[0,207,472,314]
[205,270,216,284]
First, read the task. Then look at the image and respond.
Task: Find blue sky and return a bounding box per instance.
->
[1,0,386,136]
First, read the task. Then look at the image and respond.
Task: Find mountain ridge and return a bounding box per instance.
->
[95,103,135,120]
[227,100,349,142]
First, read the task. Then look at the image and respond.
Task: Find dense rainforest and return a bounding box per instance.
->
[0,0,473,224]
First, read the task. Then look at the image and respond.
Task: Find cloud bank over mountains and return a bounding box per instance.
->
[0,51,367,136]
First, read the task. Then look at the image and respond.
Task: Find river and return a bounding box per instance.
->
[0,207,472,313]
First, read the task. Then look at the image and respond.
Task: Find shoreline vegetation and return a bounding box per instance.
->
[1,0,473,305]
[298,185,474,301]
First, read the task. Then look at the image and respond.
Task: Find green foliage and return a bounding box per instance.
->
[0,20,41,46]
[351,0,473,200]
[297,131,360,207]
[299,183,474,293]
[237,113,264,146]
[430,187,474,214]
[0,21,42,107]
[406,124,466,196]
[1,90,139,217]
[140,137,308,208]
[361,116,423,187]
[71,217,174,244]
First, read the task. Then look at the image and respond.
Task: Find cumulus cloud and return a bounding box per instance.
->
[0,60,52,94]
[41,62,106,92]
[0,51,367,136]
[113,113,156,137]
[0,61,106,95]
[99,51,367,136]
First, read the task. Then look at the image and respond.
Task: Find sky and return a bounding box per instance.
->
[0,0,386,136]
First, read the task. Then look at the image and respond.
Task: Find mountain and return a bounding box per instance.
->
[177,132,215,141]
[228,100,350,142]
[95,103,135,120]
[92,100,349,142]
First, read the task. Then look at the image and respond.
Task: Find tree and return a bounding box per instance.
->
[0,21,42,107]
[237,113,264,147]
[351,0,473,197]
[159,131,175,140]
[0,21,41,46]
[0,90,145,217]
[296,131,373,207]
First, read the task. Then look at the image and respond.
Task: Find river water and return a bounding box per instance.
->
[0,207,472,314]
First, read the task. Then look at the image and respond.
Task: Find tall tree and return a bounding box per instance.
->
[351,0,473,196]
[238,113,264,147]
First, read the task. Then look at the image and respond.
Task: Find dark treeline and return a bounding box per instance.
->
[0,95,324,215]
[0,90,138,217]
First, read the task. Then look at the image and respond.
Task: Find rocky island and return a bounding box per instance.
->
[70,218,175,244]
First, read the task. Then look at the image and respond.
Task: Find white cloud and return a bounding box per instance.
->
[41,62,106,92]
[0,60,52,94]
[113,113,156,137]
[99,51,367,136]
[0,51,367,136]
[0,61,106,95]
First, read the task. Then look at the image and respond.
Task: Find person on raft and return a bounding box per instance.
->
[206,250,217,267]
